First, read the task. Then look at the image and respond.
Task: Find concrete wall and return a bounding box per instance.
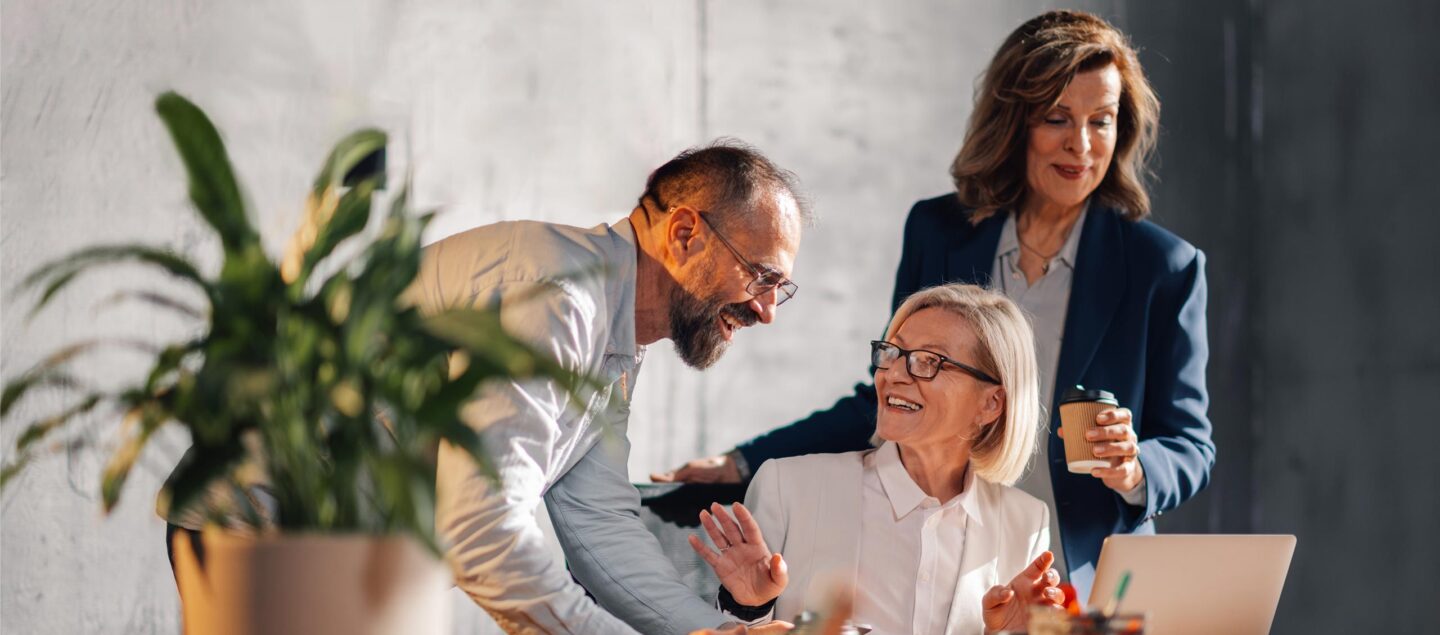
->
[1111,3,1440,631]
[3,1,1435,633]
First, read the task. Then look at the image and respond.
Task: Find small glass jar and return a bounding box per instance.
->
[1026,605,1147,634]
[1068,613,1147,634]
[791,611,869,635]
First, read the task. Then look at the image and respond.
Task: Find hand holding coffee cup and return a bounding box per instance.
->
[1057,386,1144,494]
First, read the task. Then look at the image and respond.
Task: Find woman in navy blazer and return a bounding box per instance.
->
[655,10,1215,601]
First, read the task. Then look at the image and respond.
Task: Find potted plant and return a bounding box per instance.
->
[1,92,577,634]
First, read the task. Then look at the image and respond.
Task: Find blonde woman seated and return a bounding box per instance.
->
[690,284,1064,634]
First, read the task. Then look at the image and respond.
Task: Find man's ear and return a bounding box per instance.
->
[978,385,1006,428]
[665,206,704,267]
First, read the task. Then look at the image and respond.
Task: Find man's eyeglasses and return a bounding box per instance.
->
[870,340,1000,384]
[697,213,798,306]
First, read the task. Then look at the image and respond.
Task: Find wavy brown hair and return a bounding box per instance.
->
[951,10,1160,222]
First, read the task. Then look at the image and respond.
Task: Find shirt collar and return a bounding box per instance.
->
[603,220,641,361]
[1055,201,1089,268]
[874,441,984,526]
[996,200,1090,270]
[996,213,1022,260]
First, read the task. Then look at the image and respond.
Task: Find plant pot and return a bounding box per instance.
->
[172,528,451,635]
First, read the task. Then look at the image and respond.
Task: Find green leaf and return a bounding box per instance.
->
[4,95,584,549]
[323,277,354,324]
[141,341,204,395]
[418,309,506,352]
[406,467,441,556]
[343,303,390,365]
[387,183,411,220]
[217,242,282,310]
[422,309,587,392]
[100,404,165,512]
[155,92,257,253]
[20,244,209,318]
[312,128,386,197]
[435,417,500,486]
[297,179,377,286]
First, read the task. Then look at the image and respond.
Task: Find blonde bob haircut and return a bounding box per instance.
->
[951,10,1160,223]
[882,284,1043,486]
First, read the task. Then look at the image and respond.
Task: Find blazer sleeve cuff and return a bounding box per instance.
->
[717,586,777,625]
[1119,448,1163,528]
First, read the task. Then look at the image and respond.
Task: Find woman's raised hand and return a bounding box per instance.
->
[981,551,1065,633]
[689,502,789,606]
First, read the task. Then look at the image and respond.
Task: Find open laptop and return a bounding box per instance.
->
[1088,534,1296,635]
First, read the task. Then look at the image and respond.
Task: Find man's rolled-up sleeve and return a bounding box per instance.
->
[546,429,729,634]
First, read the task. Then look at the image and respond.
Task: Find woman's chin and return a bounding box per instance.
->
[874,419,912,444]
[1028,179,1095,211]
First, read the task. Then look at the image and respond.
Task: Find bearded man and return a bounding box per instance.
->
[413,141,810,634]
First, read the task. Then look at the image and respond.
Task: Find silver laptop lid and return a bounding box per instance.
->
[1088,534,1296,635]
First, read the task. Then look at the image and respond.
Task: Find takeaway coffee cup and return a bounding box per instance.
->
[1059,385,1119,474]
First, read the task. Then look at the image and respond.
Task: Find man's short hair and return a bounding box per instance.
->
[639,139,813,230]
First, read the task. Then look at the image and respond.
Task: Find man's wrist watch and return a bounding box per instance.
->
[725,448,752,481]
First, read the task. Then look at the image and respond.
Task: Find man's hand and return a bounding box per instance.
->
[652,454,742,484]
[688,620,795,634]
[749,622,796,634]
[982,551,1064,633]
[690,580,853,635]
[689,502,787,606]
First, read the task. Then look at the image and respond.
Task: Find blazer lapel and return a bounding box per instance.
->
[808,456,866,614]
[1052,208,1128,408]
[945,211,1007,287]
[946,483,1001,633]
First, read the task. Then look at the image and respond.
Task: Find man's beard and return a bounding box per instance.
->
[668,281,761,370]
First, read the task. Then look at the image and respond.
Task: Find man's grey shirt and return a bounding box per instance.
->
[413,219,724,634]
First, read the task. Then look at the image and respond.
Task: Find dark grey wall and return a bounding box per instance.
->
[1115,1,1440,632]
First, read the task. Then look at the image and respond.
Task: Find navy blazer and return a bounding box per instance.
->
[736,193,1216,599]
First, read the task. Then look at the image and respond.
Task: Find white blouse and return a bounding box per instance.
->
[728,441,1050,634]
[853,441,983,634]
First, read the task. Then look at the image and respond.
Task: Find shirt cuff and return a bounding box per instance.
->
[1119,474,1147,507]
